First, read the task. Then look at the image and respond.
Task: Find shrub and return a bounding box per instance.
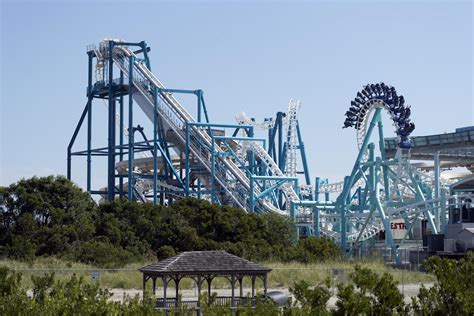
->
[412,252,474,315]
[288,279,331,315]
[290,237,341,263]
[156,245,176,260]
[72,241,136,268]
[334,265,408,316]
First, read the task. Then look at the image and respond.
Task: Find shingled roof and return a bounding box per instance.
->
[139,251,271,275]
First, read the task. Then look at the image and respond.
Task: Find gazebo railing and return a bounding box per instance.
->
[156,298,198,308]
[156,296,257,309]
[210,296,257,306]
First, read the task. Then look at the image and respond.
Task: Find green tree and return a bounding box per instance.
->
[0,176,96,259]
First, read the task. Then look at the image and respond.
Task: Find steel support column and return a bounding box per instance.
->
[107,41,116,201]
[127,55,134,200]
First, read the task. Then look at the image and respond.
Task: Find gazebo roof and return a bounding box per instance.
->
[139,251,271,275]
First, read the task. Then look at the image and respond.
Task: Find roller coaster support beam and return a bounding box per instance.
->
[440,188,447,233]
[315,177,320,201]
[337,108,382,207]
[377,116,390,196]
[86,50,93,193]
[153,86,158,204]
[434,151,441,231]
[119,71,124,197]
[127,55,134,200]
[107,41,116,201]
[313,208,320,237]
[290,200,315,240]
[185,124,190,197]
[315,177,330,202]
[407,168,438,234]
[341,176,350,254]
[68,50,94,190]
[251,176,298,213]
[67,102,89,182]
[296,122,311,186]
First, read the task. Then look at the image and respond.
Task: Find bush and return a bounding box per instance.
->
[289,237,341,263]
[71,241,136,268]
[156,245,176,260]
[412,252,474,315]
[334,265,408,316]
[288,279,331,315]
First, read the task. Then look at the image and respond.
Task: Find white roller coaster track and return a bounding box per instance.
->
[103,42,297,214]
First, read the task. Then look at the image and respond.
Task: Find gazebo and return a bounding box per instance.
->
[139,251,271,310]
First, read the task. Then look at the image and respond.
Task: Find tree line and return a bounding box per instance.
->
[0,176,340,267]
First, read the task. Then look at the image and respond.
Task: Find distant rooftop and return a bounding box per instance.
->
[385,126,474,170]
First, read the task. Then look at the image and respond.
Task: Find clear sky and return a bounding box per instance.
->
[1,0,473,190]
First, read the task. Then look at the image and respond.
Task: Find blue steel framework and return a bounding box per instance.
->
[67,40,302,213]
[313,100,439,262]
[266,112,312,204]
[67,41,212,204]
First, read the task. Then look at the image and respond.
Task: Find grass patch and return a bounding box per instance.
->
[0,257,435,290]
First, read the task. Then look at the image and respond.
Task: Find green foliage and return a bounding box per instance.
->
[69,241,137,268]
[0,267,283,315]
[289,265,408,315]
[288,279,331,315]
[0,176,96,260]
[1,256,472,315]
[334,265,408,316]
[1,176,341,267]
[157,245,176,260]
[411,252,474,315]
[289,237,341,263]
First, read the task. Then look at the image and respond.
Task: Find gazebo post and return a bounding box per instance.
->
[207,276,212,303]
[162,276,167,300]
[231,275,235,307]
[195,275,203,316]
[174,276,180,307]
[152,276,157,296]
[142,274,147,298]
[263,273,268,296]
[238,276,243,298]
[197,276,202,302]
[251,276,256,297]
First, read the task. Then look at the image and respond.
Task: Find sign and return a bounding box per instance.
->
[91,271,100,282]
[391,219,408,240]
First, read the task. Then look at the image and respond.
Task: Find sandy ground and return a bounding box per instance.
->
[109,283,433,308]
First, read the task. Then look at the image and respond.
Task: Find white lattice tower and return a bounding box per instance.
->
[285,99,300,178]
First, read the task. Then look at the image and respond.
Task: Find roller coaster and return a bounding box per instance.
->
[68,39,472,262]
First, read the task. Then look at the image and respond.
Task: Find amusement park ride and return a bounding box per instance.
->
[68,39,474,263]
